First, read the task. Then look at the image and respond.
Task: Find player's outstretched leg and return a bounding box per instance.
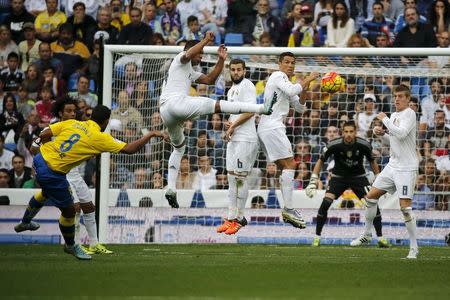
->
[225,174,249,235]
[165,144,186,208]
[373,206,390,248]
[14,192,46,232]
[350,198,378,246]
[218,91,277,115]
[312,197,334,247]
[401,206,419,259]
[280,169,306,229]
[59,205,91,260]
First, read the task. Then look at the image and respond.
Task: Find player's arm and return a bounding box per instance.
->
[377,112,415,139]
[225,113,254,141]
[180,31,215,64]
[298,72,320,104]
[196,44,227,85]
[305,158,323,198]
[120,131,167,154]
[369,159,380,175]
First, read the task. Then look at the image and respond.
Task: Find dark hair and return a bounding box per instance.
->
[139,197,153,207]
[0,135,4,143]
[150,33,165,45]
[130,7,142,15]
[278,52,295,62]
[404,6,420,17]
[394,84,411,97]
[184,40,200,51]
[73,1,85,10]
[332,0,349,28]
[58,22,74,34]
[7,52,19,61]
[198,129,207,137]
[187,15,198,24]
[51,96,78,118]
[429,0,450,30]
[428,77,443,86]
[91,105,111,125]
[0,168,8,174]
[38,42,51,51]
[342,120,357,129]
[77,74,89,83]
[2,92,17,113]
[373,1,384,10]
[12,154,25,162]
[229,58,246,69]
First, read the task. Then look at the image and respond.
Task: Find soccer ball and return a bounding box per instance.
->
[321,72,344,94]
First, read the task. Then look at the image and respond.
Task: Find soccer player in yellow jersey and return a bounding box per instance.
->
[14,103,165,260]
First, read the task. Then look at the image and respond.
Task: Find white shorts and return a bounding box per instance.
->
[373,164,417,199]
[226,141,259,173]
[66,167,92,204]
[258,128,293,162]
[160,96,216,146]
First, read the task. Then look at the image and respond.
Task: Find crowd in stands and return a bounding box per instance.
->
[0,0,448,210]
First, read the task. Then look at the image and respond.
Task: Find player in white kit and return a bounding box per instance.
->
[216,59,259,235]
[160,32,276,208]
[257,52,319,229]
[351,85,419,259]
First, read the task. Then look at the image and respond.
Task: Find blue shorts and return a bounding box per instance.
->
[33,153,73,208]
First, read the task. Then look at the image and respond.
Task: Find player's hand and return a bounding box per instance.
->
[376,112,387,121]
[308,72,320,81]
[224,126,235,142]
[217,44,228,60]
[224,121,232,130]
[373,125,385,136]
[204,31,215,44]
[305,173,319,198]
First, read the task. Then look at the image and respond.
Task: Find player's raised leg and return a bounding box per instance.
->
[14,191,46,232]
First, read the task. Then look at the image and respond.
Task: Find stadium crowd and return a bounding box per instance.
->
[0,0,448,210]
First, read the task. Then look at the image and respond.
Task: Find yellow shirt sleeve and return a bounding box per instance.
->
[34,14,43,30]
[92,132,126,154]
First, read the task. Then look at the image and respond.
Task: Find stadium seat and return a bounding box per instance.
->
[224,33,244,46]
[215,33,222,45]
[266,189,280,209]
[190,191,205,208]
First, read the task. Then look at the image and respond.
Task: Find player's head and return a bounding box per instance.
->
[393,84,411,112]
[278,52,295,77]
[52,96,78,121]
[342,120,357,144]
[229,58,246,84]
[91,105,111,132]
[184,40,203,65]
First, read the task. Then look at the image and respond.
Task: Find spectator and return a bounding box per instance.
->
[0,168,10,188]
[435,141,450,173]
[198,0,227,36]
[35,85,54,126]
[412,174,435,210]
[346,32,371,47]
[17,110,42,167]
[0,92,25,144]
[94,7,120,45]
[382,0,404,22]
[18,22,41,71]
[423,110,450,159]
[347,0,374,32]
[33,42,63,78]
[0,26,19,69]
[110,0,130,31]
[179,15,203,41]
[428,0,450,34]
[251,0,280,45]
[142,3,163,35]
[228,0,257,44]
[111,90,144,130]
[320,101,339,131]
[394,0,427,34]
[393,7,437,48]
[361,1,395,47]
[367,118,390,165]
[260,162,280,189]
[68,74,97,107]
[118,7,153,45]
[177,155,195,189]
[314,0,333,35]
[293,161,312,190]
[42,65,66,100]
[294,138,313,164]
[133,167,150,189]
[131,80,150,111]
[189,130,213,163]
[34,0,67,43]
[119,62,139,97]
[66,1,97,51]
[17,85,34,119]
[212,169,228,189]
[192,154,217,191]
[160,0,182,45]
[421,158,439,189]
[292,3,318,47]
[251,195,266,208]
[150,172,165,189]
[50,23,90,80]
[65,0,99,19]
[4,0,35,45]
[299,110,321,148]
[325,0,355,47]
[0,135,14,169]
[150,33,165,45]
[0,52,24,93]
[8,154,32,188]
[420,78,444,131]
[426,31,450,69]
[355,93,378,138]
[25,0,52,17]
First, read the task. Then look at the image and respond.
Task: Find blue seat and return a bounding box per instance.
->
[224,33,244,46]
[215,33,222,45]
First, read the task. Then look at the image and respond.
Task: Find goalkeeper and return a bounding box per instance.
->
[305,121,389,248]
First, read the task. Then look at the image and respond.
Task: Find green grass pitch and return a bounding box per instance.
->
[1,244,449,299]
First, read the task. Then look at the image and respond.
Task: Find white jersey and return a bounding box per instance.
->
[227,78,258,143]
[382,107,418,171]
[258,71,303,133]
[160,52,203,103]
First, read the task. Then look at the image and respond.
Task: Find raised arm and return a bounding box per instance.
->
[180,31,215,64]
[196,44,227,85]
[298,72,320,105]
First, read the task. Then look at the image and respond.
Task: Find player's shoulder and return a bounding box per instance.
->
[327,137,343,148]
[241,78,256,90]
[268,71,286,81]
[355,137,371,148]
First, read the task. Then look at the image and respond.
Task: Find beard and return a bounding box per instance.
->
[231,75,244,84]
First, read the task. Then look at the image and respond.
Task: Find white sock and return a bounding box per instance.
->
[401,207,418,249]
[167,145,186,191]
[280,169,295,209]
[83,211,99,247]
[219,100,264,114]
[227,174,238,220]
[74,212,81,244]
[363,198,378,237]
[236,175,249,220]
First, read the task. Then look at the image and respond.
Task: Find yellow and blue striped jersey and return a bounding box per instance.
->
[40,119,126,174]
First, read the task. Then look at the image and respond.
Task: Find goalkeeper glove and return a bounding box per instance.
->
[305,173,319,198]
